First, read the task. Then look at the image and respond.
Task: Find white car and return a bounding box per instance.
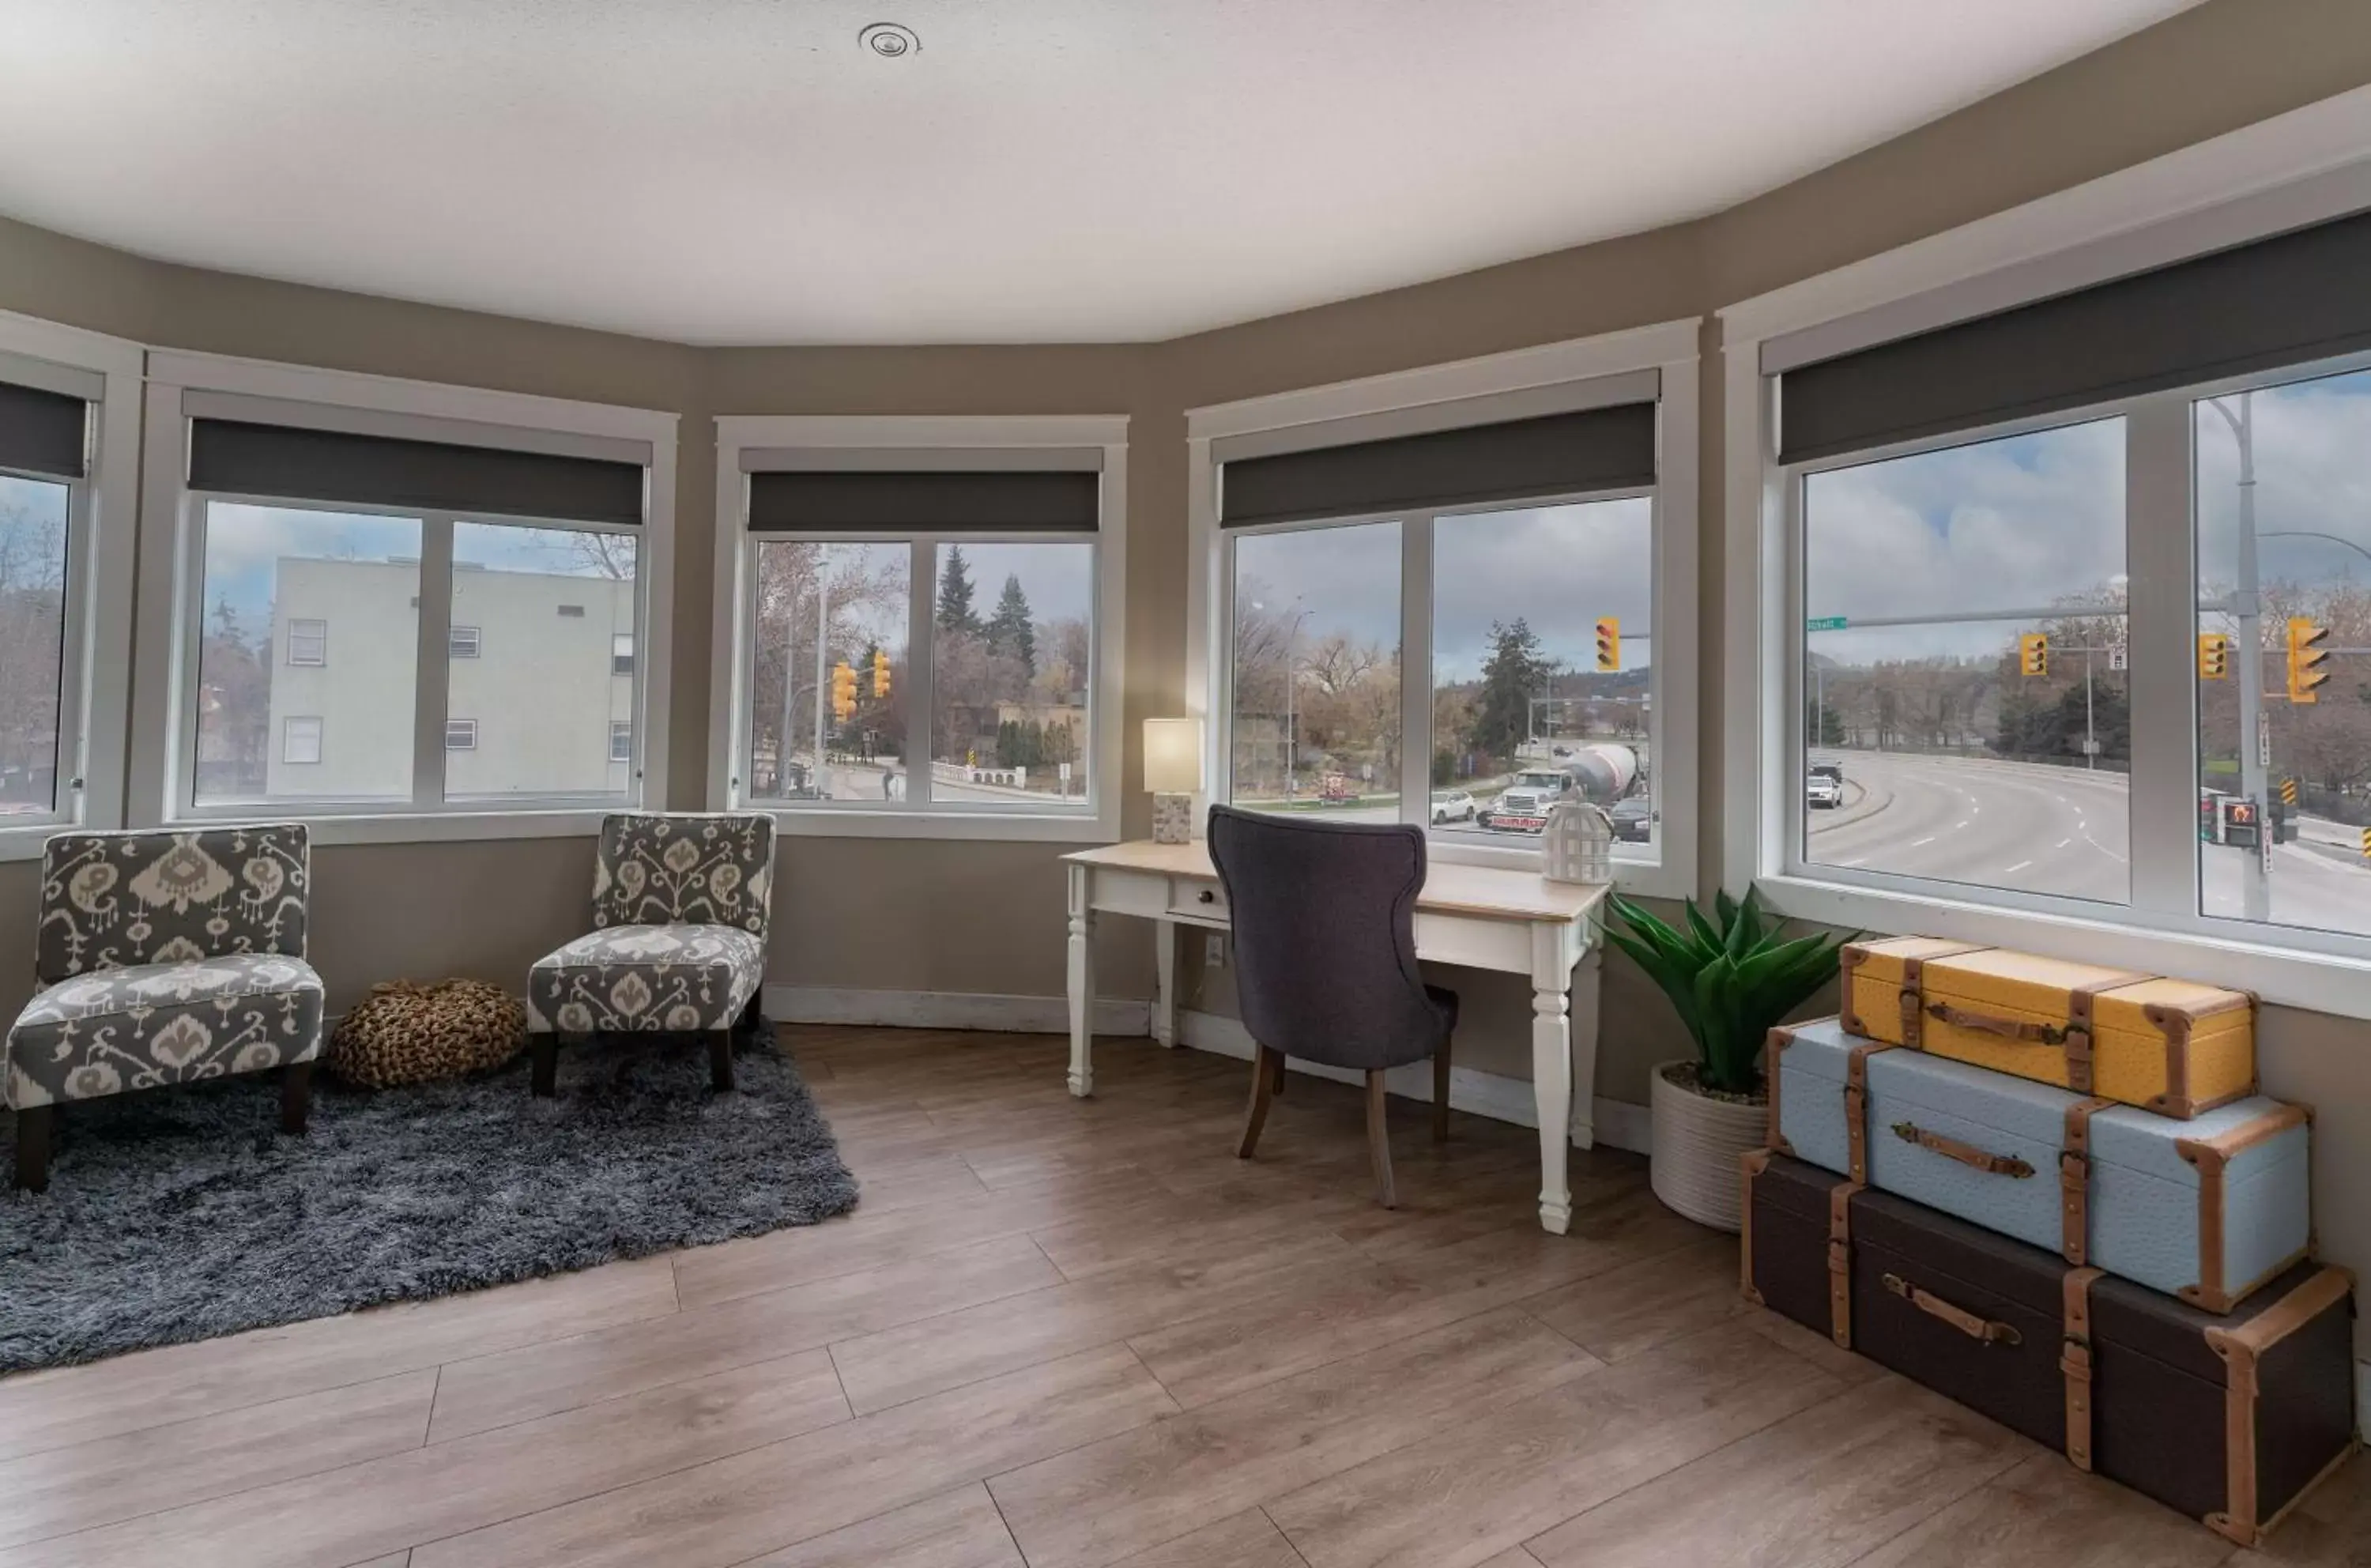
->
[1430,790,1477,824]
[1806,773,1843,809]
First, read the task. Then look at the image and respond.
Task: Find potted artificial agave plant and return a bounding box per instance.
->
[1602,888,1850,1231]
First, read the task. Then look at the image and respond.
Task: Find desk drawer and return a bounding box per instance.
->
[1168,877,1229,922]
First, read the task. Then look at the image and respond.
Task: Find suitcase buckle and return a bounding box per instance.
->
[2059,1334,2093,1382]
[2059,1150,2089,1192]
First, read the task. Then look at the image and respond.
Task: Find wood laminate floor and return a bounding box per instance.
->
[0,1027,2360,1567]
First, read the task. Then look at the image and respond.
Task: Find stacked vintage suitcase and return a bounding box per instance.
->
[1742,938,2358,1547]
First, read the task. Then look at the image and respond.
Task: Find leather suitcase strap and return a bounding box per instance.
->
[1894,944,1988,1048]
[2061,1265,2105,1471]
[1890,1120,2035,1178]
[1826,1180,1860,1349]
[2065,972,2148,1095]
[1881,1272,2023,1346]
[2060,1098,2114,1265]
[1845,1042,1898,1183]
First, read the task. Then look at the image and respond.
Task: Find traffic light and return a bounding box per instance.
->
[2019,632,2049,679]
[2197,632,2230,680]
[831,660,858,721]
[1594,616,1620,673]
[871,648,891,699]
[2286,619,2331,704]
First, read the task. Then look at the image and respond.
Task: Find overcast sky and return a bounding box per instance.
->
[1804,364,2371,666]
[1232,496,1655,686]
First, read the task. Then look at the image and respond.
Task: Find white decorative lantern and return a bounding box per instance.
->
[1542,800,1612,884]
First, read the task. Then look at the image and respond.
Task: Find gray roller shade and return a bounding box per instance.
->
[1219,402,1656,528]
[748,469,1099,533]
[1781,207,2371,466]
[189,418,646,526]
[0,379,88,479]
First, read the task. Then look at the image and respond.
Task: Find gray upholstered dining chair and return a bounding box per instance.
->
[6,825,322,1192]
[1204,805,1458,1208]
[525,812,775,1096]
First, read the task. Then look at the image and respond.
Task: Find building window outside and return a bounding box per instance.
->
[449,624,481,658]
[445,718,477,751]
[286,617,328,667]
[282,714,323,765]
[609,719,632,763]
[611,631,635,676]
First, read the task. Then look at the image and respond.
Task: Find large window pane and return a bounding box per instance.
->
[747,541,908,802]
[2196,368,2371,937]
[1800,419,2129,903]
[447,522,637,801]
[1430,498,1652,851]
[0,473,70,816]
[931,541,1095,808]
[197,502,419,805]
[1228,521,1401,816]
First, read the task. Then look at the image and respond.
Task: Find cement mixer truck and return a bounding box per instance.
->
[1476,744,1640,834]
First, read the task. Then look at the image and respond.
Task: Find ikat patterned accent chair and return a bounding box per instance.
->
[6,825,322,1192]
[525,812,775,1096]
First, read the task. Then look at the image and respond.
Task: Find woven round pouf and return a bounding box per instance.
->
[326,979,528,1089]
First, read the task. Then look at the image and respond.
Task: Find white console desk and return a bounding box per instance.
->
[1061,839,1608,1234]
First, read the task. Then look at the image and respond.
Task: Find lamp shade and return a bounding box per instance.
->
[1143,718,1204,795]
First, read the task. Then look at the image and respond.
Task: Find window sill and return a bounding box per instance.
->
[760,805,1120,844]
[155,808,623,847]
[0,823,70,864]
[1425,835,1684,901]
[1756,871,2371,1022]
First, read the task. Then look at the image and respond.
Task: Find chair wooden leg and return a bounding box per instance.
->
[708,1028,736,1093]
[1238,1045,1280,1159]
[14,1105,52,1193]
[1271,1050,1284,1097]
[280,1061,313,1136]
[1366,1070,1397,1209]
[1433,1038,1453,1144]
[737,989,763,1036]
[530,1034,558,1098]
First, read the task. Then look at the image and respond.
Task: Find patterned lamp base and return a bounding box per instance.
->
[1152,793,1195,845]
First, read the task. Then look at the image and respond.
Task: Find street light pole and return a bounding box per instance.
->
[2209,393,2269,921]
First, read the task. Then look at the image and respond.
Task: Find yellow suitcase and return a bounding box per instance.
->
[1909,950,2256,1118]
[1837,936,1991,1045]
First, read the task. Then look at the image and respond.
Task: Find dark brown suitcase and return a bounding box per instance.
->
[1742,1149,2358,1547]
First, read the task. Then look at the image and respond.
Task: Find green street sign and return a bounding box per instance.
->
[1805,616,1849,632]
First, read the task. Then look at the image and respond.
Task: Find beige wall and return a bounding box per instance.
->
[0,0,2365,1337]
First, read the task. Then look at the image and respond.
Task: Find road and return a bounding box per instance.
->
[1809,752,2371,933]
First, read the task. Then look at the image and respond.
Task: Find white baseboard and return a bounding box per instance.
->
[1178,1008,1650,1157]
[763,984,1148,1038]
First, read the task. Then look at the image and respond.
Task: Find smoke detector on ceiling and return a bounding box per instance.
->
[859,23,920,59]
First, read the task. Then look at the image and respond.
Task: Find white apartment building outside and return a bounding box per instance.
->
[267,556,636,800]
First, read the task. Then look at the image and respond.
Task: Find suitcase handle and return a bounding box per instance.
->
[1890,1121,2036,1179]
[1883,1272,2024,1347]
[1923,1002,2064,1046]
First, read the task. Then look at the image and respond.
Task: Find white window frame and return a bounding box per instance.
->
[286,617,329,666]
[281,715,324,765]
[1721,82,2371,1016]
[707,414,1129,842]
[444,718,478,752]
[1185,321,1702,900]
[609,719,634,764]
[449,624,481,659]
[0,312,141,861]
[131,351,678,846]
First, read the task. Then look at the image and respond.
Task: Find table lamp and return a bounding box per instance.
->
[1143,718,1204,844]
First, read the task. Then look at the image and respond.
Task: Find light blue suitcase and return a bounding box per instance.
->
[1770,1015,2312,1311]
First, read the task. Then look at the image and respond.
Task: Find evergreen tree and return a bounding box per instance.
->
[937,545,981,634]
[986,573,1037,674]
[1469,619,1551,762]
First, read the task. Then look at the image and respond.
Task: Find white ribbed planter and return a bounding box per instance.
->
[1649,1060,1768,1232]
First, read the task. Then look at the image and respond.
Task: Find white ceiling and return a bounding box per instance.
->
[6,1,2200,346]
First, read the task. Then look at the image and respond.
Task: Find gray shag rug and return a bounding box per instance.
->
[0,1022,858,1373]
